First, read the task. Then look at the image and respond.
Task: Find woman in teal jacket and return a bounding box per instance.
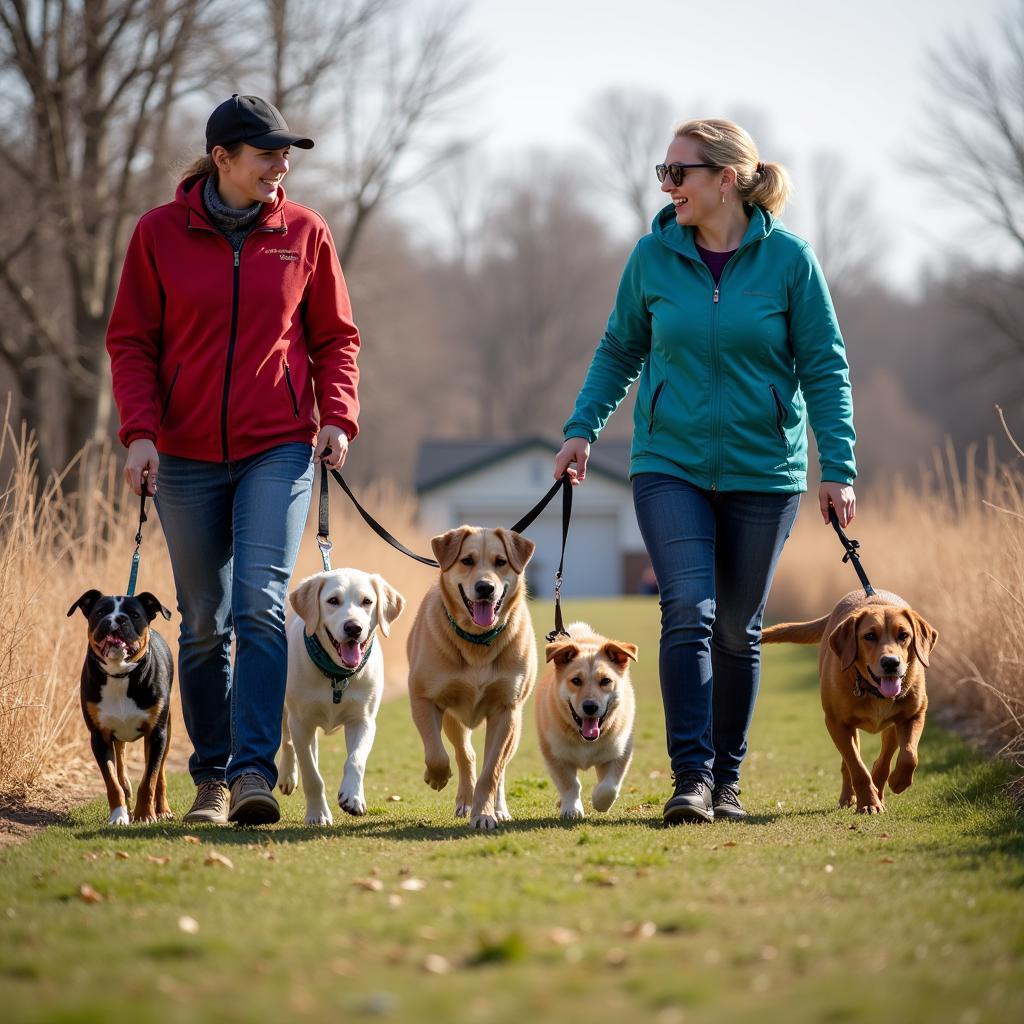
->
[554,118,857,825]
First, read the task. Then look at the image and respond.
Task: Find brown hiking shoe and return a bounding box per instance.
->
[228,773,280,825]
[183,779,230,824]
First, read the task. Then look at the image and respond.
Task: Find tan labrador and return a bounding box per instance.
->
[537,622,637,820]
[407,525,537,830]
[762,588,938,814]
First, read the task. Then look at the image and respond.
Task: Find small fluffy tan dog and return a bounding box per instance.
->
[407,525,537,830]
[762,588,938,814]
[536,622,637,820]
[279,568,405,825]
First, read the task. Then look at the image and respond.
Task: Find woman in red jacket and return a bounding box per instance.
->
[107,95,361,826]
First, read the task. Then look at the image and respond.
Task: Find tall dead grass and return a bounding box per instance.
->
[770,425,1024,761]
[0,406,433,803]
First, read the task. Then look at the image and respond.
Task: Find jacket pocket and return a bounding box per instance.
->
[160,363,182,425]
[769,384,790,449]
[648,380,666,435]
[284,364,300,419]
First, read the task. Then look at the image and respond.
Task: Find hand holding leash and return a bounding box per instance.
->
[820,482,855,527]
[554,437,590,485]
[315,428,348,469]
[125,438,159,496]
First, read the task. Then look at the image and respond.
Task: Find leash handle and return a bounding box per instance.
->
[126,470,149,596]
[828,504,875,597]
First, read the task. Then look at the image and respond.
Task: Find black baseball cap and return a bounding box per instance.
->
[205,94,314,153]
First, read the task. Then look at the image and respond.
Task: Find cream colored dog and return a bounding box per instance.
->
[536,622,638,820]
[407,525,537,830]
[279,568,405,825]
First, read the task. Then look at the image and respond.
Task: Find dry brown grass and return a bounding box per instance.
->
[0,407,433,804]
[770,428,1024,761]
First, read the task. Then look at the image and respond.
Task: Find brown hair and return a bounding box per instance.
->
[177,142,244,183]
[673,118,792,216]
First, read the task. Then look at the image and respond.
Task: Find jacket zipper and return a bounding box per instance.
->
[159,362,182,425]
[710,282,722,491]
[220,246,243,462]
[648,380,666,435]
[284,364,300,418]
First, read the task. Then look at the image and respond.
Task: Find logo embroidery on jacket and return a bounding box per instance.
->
[264,248,299,262]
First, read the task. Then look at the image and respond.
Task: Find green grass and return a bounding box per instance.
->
[2,597,1022,1024]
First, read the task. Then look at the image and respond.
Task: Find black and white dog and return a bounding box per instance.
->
[67,590,174,825]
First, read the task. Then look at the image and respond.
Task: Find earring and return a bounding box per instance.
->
[721,192,726,205]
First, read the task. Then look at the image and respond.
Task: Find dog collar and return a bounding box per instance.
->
[445,609,507,647]
[853,667,903,701]
[303,632,374,704]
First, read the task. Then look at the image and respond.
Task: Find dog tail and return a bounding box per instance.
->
[760,615,830,645]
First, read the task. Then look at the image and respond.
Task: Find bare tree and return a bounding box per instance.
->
[804,149,884,301]
[579,86,674,238]
[918,0,1024,355]
[0,0,223,470]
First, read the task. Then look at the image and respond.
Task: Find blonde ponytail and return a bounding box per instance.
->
[673,118,792,216]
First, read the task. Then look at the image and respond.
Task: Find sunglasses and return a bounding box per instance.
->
[655,163,720,186]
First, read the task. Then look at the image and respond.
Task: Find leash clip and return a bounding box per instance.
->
[316,535,333,572]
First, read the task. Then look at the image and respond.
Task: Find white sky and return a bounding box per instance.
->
[445,0,1011,288]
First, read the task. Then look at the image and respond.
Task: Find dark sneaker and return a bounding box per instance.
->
[712,782,747,821]
[228,773,280,825]
[663,773,714,825]
[183,779,230,824]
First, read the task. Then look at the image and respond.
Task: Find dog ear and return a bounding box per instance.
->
[828,612,863,672]
[372,575,406,638]
[290,575,327,636]
[545,641,580,665]
[431,526,472,571]
[602,641,638,666]
[67,589,103,618]
[495,528,536,573]
[135,592,172,621]
[908,611,939,668]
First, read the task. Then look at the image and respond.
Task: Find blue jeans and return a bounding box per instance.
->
[632,473,800,788]
[155,443,313,788]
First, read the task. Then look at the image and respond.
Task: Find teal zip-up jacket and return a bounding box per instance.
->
[563,204,856,492]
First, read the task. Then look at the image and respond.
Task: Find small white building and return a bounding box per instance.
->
[414,437,650,598]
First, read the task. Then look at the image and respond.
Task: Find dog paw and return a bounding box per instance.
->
[454,801,470,818]
[278,774,298,796]
[338,791,367,816]
[591,786,618,813]
[856,797,886,815]
[131,807,159,824]
[559,801,586,821]
[470,813,499,830]
[305,804,333,826]
[107,807,130,826]
[889,768,915,793]
[494,807,513,823]
[157,810,175,821]
[424,762,452,791]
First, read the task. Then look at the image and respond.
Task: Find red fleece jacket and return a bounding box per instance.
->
[107,175,360,463]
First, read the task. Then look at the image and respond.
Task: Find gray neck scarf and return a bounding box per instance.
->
[202,176,263,251]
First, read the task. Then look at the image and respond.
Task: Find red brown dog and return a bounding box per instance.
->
[762,589,938,814]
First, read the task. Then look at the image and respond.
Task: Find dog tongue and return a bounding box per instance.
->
[340,640,363,669]
[581,716,600,740]
[880,677,901,699]
[472,601,496,627]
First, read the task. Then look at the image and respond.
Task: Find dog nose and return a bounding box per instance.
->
[880,655,901,673]
[343,620,363,639]
[581,699,600,716]
[474,580,495,599]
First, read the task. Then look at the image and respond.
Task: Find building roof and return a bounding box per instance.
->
[414,436,631,493]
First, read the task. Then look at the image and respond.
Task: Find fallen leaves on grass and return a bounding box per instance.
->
[399,877,426,892]
[177,916,199,934]
[422,954,452,974]
[353,877,384,892]
[78,884,102,903]
[204,850,234,870]
[547,927,579,946]
[625,921,657,941]
[182,835,201,845]
[146,855,171,866]
[81,853,98,862]
[114,850,130,860]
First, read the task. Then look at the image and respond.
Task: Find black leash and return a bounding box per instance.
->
[828,504,875,597]
[126,470,149,596]
[510,475,572,641]
[315,455,574,638]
